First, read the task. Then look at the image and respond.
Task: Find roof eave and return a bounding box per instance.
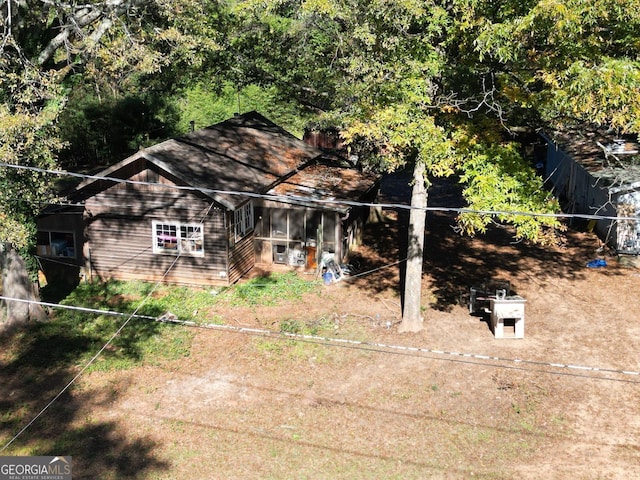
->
[71,150,240,210]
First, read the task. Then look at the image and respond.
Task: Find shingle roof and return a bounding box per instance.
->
[269,161,379,212]
[75,111,322,208]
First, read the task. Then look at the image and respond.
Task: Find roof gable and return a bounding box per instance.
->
[74,111,322,208]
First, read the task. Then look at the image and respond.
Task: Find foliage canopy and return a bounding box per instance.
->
[2,0,639,252]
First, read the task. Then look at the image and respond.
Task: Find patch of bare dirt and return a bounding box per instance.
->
[6,176,640,479]
[62,198,640,479]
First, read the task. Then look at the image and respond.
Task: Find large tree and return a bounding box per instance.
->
[3,0,639,331]
[0,0,231,248]
[231,0,563,331]
[448,0,640,242]
[469,0,640,134]
[0,58,63,249]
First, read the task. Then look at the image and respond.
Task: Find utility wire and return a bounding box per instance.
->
[2,162,639,222]
[0,285,164,452]
[0,262,178,452]
[340,258,406,281]
[0,202,216,452]
[1,294,639,383]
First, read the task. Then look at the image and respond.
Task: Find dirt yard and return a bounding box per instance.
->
[4,177,640,479]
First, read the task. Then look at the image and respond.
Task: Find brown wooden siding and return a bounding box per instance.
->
[84,176,231,286]
[228,231,256,284]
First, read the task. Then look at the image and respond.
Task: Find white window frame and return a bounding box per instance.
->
[152,221,204,256]
[234,201,254,241]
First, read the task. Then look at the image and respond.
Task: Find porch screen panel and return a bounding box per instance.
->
[322,213,336,252]
[306,211,322,244]
[271,209,287,238]
[254,207,265,236]
[289,210,304,241]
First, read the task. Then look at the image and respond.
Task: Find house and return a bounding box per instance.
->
[543,128,640,254]
[37,112,379,287]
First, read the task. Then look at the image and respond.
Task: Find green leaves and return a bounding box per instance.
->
[552,58,640,132]
[0,63,64,248]
[0,0,233,248]
[298,0,454,172]
[472,0,640,135]
[233,0,567,244]
[2,0,636,253]
[455,126,562,244]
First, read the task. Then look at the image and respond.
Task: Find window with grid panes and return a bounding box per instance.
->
[234,201,254,241]
[153,221,203,255]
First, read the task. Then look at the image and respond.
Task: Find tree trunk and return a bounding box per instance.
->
[399,161,427,333]
[0,243,45,332]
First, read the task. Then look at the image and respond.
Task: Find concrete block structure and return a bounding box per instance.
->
[489,297,526,339]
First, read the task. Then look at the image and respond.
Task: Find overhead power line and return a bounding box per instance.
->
[1,162,638,222]
[1,294,639,383]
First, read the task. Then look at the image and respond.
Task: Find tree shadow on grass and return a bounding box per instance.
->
[423,179,628,312]
[0,283,174,479]
[351,174,626,312]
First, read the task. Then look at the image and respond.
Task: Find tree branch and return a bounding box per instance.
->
[36,0,146,65]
